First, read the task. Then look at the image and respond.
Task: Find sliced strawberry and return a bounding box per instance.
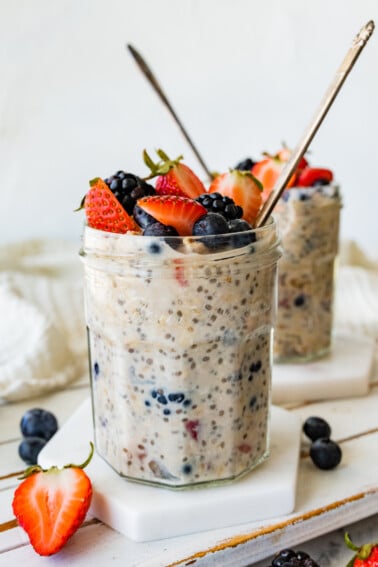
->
[84,178,138,233]
[297,167,333,187]
[144,149,206,199]
[208,170,262,224]
[12,444,94,556]
[252,158,297,202]
[137,195,206,236]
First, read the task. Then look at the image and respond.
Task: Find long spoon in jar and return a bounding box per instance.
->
[127,44,214,181]
[254,20,375,228]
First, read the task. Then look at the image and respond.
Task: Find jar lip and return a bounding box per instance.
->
[80,217,281,262]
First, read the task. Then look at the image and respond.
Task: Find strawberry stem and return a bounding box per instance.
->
[64,442,94,470]
[142,149,183,180]
[17,443,95,480]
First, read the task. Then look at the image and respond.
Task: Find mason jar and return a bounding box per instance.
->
[273,185,342,362]
[80,219,281,489]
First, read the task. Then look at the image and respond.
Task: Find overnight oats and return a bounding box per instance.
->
[249,148,342,362]
[79,150,281,488]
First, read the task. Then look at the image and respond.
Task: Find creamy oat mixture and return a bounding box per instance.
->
[273,186,341,362]
[81,223,280,488]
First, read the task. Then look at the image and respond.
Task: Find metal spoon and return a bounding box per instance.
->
[254,20,375,228]
[127,44,214,180]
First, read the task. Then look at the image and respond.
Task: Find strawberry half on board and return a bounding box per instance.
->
[12,443,94,556]
[81,177,139,233]
[137,194,207,236]
[208,169,262,225]
[143,149,206,199]
[345,532,378,567]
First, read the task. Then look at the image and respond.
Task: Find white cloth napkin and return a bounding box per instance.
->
[0,238,377,403]
[0,239,87,402]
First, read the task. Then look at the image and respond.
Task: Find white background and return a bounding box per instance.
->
[1,0,377,257]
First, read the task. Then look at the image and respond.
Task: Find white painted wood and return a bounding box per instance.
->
[272,334,374,404]
[38,401,301,542]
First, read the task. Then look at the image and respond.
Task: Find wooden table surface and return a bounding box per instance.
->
[1,357,378,566]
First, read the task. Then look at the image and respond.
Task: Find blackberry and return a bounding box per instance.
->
[270,548,319,566]
[195,193,243,221]
[234,157,256,171]
[104,170,155,215]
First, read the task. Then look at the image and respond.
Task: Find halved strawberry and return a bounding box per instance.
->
[252,157,297,202]
[144,149,206,199]
[83,178,138,233]
[297,167,333,187]
[137,195,207,236]
[12,444,94,556]
[208,170,262,225]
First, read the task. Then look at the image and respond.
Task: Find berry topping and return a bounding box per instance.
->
[133,204,156,229]
[303,416,331,441]
[234,157,256,171]
[18,437,47,465]
[104,170,155,215]
[208,169,263,225]
[144,149,206,198]
[137,195,207,236]
[12,444,94,556]
[297,167,334,187]
[195,192,243,221]
[309,437,342,470]
[20,408,58,441]
[83,178,138,233]
[251,156,297,201]
[228,218,255,248]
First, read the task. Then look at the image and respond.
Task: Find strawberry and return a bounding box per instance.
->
[82,177,138,233]
[12,443,94,556]
[251,156,297,201]
[208,169,262,225]
[297,167,334,187]
[143,149,206,199]
[137,195,207,236]
[345,532,378,566]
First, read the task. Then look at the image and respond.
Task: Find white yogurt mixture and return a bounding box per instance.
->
[273,186,341,362]
[81,223,280,488]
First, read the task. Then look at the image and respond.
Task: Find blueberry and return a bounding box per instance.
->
[20,408,58,441]
[192,213,229,249]
[143,222,179,238]
[157,394,168,405]
[133,204,156,229]
[18,437,47,465]
[234,157,256,171]
[294,294,305,307]
[303,416,331,441]
[168,392,185,403]
[94,362,100,377]
[312,178,329,187]
[228,218,255,248]
[310,438,342,470]
[182,463,192,475]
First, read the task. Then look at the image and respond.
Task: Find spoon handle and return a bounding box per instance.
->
[254,20,375,228]
[127,44,214,180]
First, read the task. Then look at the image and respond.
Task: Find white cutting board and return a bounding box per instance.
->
[38,399,301,542]
[272,333,374,404]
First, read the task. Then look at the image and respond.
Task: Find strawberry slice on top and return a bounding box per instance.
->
[83,177,139,233]
[297,167,333,187]
[144,149,206,199]
[12,444,94,556]
[208,169,262,225]
[137,195,207,236]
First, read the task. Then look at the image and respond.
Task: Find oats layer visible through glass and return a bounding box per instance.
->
[274,186,342,362]
[81,223,281,488]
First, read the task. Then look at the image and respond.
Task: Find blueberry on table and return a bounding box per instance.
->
[271,547,319,566]
[303,416,331,441]
[310,438,342,470]
[20,408,58,441]
[18,437,47,465]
